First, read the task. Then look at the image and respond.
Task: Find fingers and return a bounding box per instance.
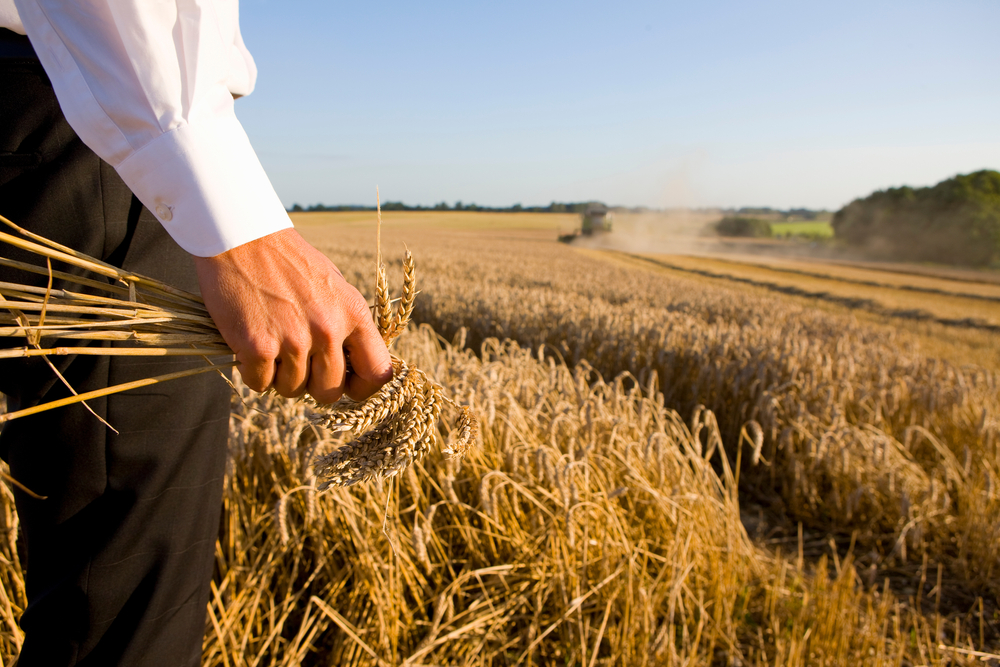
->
[307,344,347,404]
[271,349,309,398]
[235,315,381,403]
[191,229,394,404]
[234,358,272,393]
[343,318,393,401]
[277,325,387,403]
[232,338,279,394]
[237,345,348,402]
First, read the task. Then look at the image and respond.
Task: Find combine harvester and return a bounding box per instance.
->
[558,202,613,243]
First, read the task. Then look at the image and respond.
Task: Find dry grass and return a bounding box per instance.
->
[1,213,999,664]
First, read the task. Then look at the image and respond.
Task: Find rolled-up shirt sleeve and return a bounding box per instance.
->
[13,0,292,257]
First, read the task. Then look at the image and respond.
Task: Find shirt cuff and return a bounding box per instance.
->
[115,114,292,257]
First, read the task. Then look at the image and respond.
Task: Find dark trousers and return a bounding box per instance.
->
[0,30,230,666]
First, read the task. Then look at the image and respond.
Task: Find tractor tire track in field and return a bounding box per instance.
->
[706,257,1000,304]
[619,251,1000,334]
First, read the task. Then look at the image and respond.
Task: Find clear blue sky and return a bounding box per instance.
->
[236,0,999,211]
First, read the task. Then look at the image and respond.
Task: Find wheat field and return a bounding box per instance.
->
[2,212,999,665]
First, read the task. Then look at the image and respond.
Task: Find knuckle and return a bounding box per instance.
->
[344,291,374,325]
[244,338,280,364]
[282,332,310,359]
[311,325,338,350]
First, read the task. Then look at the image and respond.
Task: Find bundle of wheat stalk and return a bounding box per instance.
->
[308,218,477,487]
[0,204,476,487]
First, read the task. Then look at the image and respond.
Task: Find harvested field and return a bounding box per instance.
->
[625,253,1000,330]
[1,211,999,665]
[641,253,1000,303]
[581,249,1000,373]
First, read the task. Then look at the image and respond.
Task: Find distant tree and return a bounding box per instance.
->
[786,208,825,220]
[716,216,772,238]
[737,207,778,217]
[832,170,1000,266]
[282,199,629,215]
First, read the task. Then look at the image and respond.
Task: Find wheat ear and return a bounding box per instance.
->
[374,190,393,339]
[384,248,415,348]
[309,193,477,488]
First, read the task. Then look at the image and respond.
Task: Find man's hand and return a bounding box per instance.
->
[192,228,393,403]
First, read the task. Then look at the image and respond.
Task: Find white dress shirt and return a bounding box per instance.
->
[2,0,291,257]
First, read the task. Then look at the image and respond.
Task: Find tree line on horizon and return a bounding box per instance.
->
[288,201,602,214]
[288,201,831,217]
